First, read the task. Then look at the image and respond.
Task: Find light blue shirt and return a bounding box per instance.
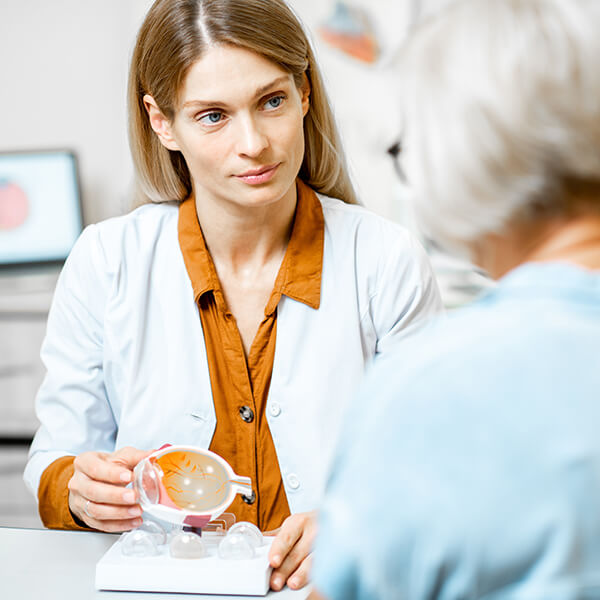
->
[313,262,600,600]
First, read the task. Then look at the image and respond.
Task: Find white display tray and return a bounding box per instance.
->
[95,533,273,596]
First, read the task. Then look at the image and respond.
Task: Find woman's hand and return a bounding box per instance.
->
[68,446,152,531]
[267,511,317,591]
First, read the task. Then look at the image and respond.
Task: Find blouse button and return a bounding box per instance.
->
[242,490,256,505]
[269,402,281,417]
[239,406,254,423]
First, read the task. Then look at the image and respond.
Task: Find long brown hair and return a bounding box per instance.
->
[128,0,357,205]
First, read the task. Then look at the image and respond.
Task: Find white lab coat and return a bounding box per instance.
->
[24,195,442,514]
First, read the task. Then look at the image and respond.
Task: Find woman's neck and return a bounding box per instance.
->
[475,213,600,279]
[527,214,600,270]
[193,185,297,277]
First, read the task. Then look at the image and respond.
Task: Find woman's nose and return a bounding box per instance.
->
[235,116,269,158]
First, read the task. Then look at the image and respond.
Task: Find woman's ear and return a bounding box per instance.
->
[300,73,311,117]
[143,94,180,151]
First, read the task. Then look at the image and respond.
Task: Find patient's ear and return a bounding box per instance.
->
[143,94,180,151]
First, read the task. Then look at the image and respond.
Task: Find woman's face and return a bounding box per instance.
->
[145,44,310,212]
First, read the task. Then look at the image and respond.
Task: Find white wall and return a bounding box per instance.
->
[288,0,414,222]
[0,0,428,225]
[0,0,152,224]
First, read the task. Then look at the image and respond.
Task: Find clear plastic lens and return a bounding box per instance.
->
[121,519,261,561]
[170,532,207,559]
[121,529,160,557]
[218,532,256,560]
[137,520,167,545]
[133,460,160,505]
[228,521,263,548]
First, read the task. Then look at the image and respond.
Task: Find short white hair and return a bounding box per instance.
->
[397,0,600,251]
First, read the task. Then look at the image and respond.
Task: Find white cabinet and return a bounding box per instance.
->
[0,271,58,438]
[0,317,46,436]
[0,447,42,528]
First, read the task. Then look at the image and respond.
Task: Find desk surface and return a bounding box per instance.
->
[0,527,310,600]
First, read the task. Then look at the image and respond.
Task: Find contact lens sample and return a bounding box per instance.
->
[170,532,207,559]
[137,520,168,545]
[218,532,256,560]
[121,529,160,557]
[228,521,263,549]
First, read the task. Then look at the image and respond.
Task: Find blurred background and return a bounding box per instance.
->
[0,0,485,528]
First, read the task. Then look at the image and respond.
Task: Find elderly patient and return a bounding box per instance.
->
[310,0,600,598]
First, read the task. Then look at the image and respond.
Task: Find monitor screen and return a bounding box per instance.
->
[0,150,83,267]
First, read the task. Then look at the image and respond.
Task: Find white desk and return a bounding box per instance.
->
[0,527,310,599]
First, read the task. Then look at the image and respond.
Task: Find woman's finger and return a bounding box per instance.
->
[110,446,152,471]
[269,511,317,590]
[286,553,312,590]
[74,452,133,485]
[269,513,305,569]
[81,511,143,533]
[270,534,312,590]
[69,472,138,506]
[83,499,143,523]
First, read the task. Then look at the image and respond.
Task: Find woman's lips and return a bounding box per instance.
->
[235,163,280,185]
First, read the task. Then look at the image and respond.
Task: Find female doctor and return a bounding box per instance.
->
[24,0,441,591]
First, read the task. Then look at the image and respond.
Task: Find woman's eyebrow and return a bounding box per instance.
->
[254,75,291,97]
[182,99,228,109]
[182,75,291,110]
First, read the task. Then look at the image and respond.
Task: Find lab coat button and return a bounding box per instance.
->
[287,474,300,490]
[239,406,254,423]
[270,402,281,417]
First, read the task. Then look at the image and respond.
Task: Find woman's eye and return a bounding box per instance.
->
[264,95,285,110]
[198,111,224,125]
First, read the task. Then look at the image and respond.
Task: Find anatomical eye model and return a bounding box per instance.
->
[134,444,253,529]
[118,444,267,566]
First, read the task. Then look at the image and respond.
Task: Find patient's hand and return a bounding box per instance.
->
[267,510,317,591]
[68,446,151,531]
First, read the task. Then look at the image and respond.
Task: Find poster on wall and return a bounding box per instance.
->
[0,150,83,267]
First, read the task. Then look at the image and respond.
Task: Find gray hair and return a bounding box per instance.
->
[396,0,600,251]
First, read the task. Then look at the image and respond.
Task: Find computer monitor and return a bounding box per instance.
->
[0,149,83,268]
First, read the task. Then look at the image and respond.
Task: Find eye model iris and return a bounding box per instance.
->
[0,179,29,231]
